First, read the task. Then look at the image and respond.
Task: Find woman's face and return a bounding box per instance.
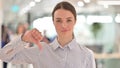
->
[53,9,76,37]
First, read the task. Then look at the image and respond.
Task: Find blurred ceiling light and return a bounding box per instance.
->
[87,15,113,25]
[84,0,90,3]
[34,0,41,2]
[103,5,109,8]
[20,1,36,15]
[78,1,84,7]
[115,14,120,23]
[19,6,31,15]
[29,1,36,7]
[98,1,120,5]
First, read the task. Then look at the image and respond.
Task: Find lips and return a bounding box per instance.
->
[61,29,68,32]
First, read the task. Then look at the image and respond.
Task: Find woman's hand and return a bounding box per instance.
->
[21,28,43,50]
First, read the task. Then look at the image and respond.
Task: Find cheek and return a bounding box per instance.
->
[69,24,74,29]
[54,23,60,30]
[55,25,61,30]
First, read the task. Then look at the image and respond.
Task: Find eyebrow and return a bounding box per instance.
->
[55,17,73,19]
[66,17,72,19]
[55,18,61,19]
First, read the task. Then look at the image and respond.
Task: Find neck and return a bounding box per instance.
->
[57,34,73,47]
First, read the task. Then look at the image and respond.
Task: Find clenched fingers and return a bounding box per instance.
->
[31,28,43,41]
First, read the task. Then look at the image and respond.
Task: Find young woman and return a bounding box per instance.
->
[0,1,96,68]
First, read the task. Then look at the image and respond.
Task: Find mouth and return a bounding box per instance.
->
[61,29,68,32]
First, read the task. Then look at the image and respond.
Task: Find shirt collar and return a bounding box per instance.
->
[50,38,60,50]
[67,38,76,50]
[50,37,77,50]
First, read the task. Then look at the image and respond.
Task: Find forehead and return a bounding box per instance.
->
[54,9,74,19]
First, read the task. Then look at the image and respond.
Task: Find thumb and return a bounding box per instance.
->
[35,41,42,50]
[32,38,42,50]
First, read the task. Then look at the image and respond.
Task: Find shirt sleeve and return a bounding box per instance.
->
[0,35,37,64]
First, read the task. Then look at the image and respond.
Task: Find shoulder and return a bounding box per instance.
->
[78,44,94,57]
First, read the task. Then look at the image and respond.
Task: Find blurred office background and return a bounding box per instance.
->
[1,0,120,68]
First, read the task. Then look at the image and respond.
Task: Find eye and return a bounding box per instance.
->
[56,19,62,23]
[67,19,72,23]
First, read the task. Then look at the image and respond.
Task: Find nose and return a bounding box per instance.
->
[61,22,67,28]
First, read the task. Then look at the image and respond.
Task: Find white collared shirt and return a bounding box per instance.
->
[0,35,96,68]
